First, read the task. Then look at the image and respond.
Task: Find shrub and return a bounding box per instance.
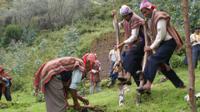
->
[58,27,80,57]
[21,27,37,45]
[170,54,185,68]
[11,75,26,91]
[1,41,32,92]
[2,0,91,30]
[189,1,200,31]
[4,24,23,45]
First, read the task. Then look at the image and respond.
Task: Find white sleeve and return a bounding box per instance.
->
[69,69,82,90]
[99,66,101,71]
[150,19,167,49]
[118,20,124,29]
[190,34,195,43]
[123,27,139,44]
[109,50,112,59]
[91,69,98,73]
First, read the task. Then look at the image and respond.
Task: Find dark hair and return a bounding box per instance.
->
[128,12,133,16]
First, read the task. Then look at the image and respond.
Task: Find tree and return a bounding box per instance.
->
[2,0,91,29]
[182,0,196,112]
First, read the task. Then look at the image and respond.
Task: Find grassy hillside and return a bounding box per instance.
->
[0,1,198,87]
[1,68,200,112]
[0,0,200,112]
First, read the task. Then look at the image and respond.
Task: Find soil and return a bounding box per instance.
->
[90,32,123,79]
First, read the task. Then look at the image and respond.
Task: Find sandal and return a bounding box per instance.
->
[136,86,151,94]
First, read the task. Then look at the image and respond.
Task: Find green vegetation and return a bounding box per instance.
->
[1,68,200,112]
[4,24,23,45]
[0,0,200,111]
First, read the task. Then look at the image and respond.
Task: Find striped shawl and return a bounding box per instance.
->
[34,57,85,93]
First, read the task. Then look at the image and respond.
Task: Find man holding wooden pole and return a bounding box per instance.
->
[113,5,145,87]
[137,0,185,93]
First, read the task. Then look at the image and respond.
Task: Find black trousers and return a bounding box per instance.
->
[160,67,184,87]
[0,81,12,101]
[123,42,144,86]
[144,39,184,88]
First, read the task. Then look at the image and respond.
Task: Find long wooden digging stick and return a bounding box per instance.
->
[113,13,121,62]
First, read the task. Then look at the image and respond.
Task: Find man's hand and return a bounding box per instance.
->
[70,89,83,110]
[2,77,7,81]
[117,42,124,49]
[82,98,89,105]
[91,69,98,74]
[111,10,117,17]
[74,102,81,110]
[144,46,152,52]
[34,89,39,96]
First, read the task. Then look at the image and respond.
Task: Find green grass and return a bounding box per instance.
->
[0,0,199,111]
[0,67,200,112]
[0,92,45,112]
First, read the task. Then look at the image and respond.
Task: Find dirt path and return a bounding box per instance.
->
[90,32,123,79]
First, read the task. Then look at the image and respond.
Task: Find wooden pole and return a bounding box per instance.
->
[112,11,121,61]
[141,20,150,73]
[112,0,120,59]
[182,0,196,111]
